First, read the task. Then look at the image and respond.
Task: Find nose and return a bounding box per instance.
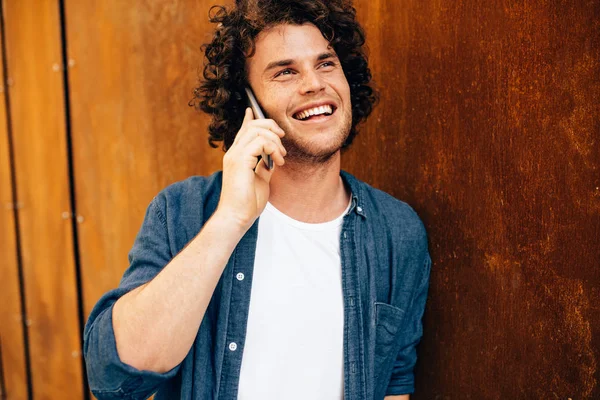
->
[299,69,325,94]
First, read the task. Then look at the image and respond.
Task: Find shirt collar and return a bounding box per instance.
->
[340,170,367,219]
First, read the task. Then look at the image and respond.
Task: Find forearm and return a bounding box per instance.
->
[112,209,247,373]
[385,395,409,400]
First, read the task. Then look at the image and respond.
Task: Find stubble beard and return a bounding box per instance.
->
[278,111,353,165]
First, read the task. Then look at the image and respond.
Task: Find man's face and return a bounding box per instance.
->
[246,23,352,163]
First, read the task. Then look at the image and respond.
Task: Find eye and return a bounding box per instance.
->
[319,61,336,69]
[274,68,294,78]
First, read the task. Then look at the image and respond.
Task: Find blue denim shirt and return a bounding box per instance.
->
[84,170,431,400]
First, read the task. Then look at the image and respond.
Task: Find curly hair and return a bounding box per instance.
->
[189,0,378,151]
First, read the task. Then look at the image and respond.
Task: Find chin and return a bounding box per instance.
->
[282,130,348,163]
[275,112,352,162]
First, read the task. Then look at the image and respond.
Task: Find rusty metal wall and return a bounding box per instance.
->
[347,0,600,398]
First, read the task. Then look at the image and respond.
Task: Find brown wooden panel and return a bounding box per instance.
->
[0,15,28,400]
[3,0,84,398]
[348,0,600,398]
[63,0,226,318]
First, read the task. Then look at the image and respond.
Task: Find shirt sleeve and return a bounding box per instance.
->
[385,252,432,396]
[83,195,181,399]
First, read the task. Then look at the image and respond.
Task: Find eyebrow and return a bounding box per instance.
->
[263,51,338,73]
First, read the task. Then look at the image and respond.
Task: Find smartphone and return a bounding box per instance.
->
[245,87,274,169]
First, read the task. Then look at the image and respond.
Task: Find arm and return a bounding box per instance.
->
[385,251,431,397]
[385,396,409,400]
[112,109,287,373]
[84,108,287,395]
[111,210,247,373]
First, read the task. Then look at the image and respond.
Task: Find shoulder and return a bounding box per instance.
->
[145,171,223,233]
[152,171,223,209]
[369,186,426,238]
[342,171,427,242]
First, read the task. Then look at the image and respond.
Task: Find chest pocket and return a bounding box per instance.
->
[373,301,406,400]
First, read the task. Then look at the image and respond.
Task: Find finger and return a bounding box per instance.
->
[254,162,274,210]
[233,108,255,145]
[237,127,287,156]
[254,128,287,156]
[260,139,286,167]
[246,137,286,167]
[255,158,274,184]
[243,107,254,123]
[247,119,286,137]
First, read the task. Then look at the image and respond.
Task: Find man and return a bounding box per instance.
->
[84,1,431,399]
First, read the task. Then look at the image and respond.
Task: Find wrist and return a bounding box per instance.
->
[210,208,254,237]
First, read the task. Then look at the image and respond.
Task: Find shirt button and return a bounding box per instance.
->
[236,272,245,281]
[357,206,363,212]
[229,342,237,351]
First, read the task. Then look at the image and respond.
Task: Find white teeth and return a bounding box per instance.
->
[294,105,333,120]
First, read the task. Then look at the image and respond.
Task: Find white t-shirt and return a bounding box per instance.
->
[237,200,351,400]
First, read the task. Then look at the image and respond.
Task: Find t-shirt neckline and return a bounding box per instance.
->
[264,196,352,231]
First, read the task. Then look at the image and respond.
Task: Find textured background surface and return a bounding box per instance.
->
[348,1,600,398]
[0,0,598,398]
[1,1,84,398]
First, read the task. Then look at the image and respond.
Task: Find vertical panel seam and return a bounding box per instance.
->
[0,338,6,399]
[57,1,90,399]
[0,2,33,399]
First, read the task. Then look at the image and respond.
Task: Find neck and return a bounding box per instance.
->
[268,151,350,223]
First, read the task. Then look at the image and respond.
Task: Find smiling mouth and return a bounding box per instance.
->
[293,104,336,121]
